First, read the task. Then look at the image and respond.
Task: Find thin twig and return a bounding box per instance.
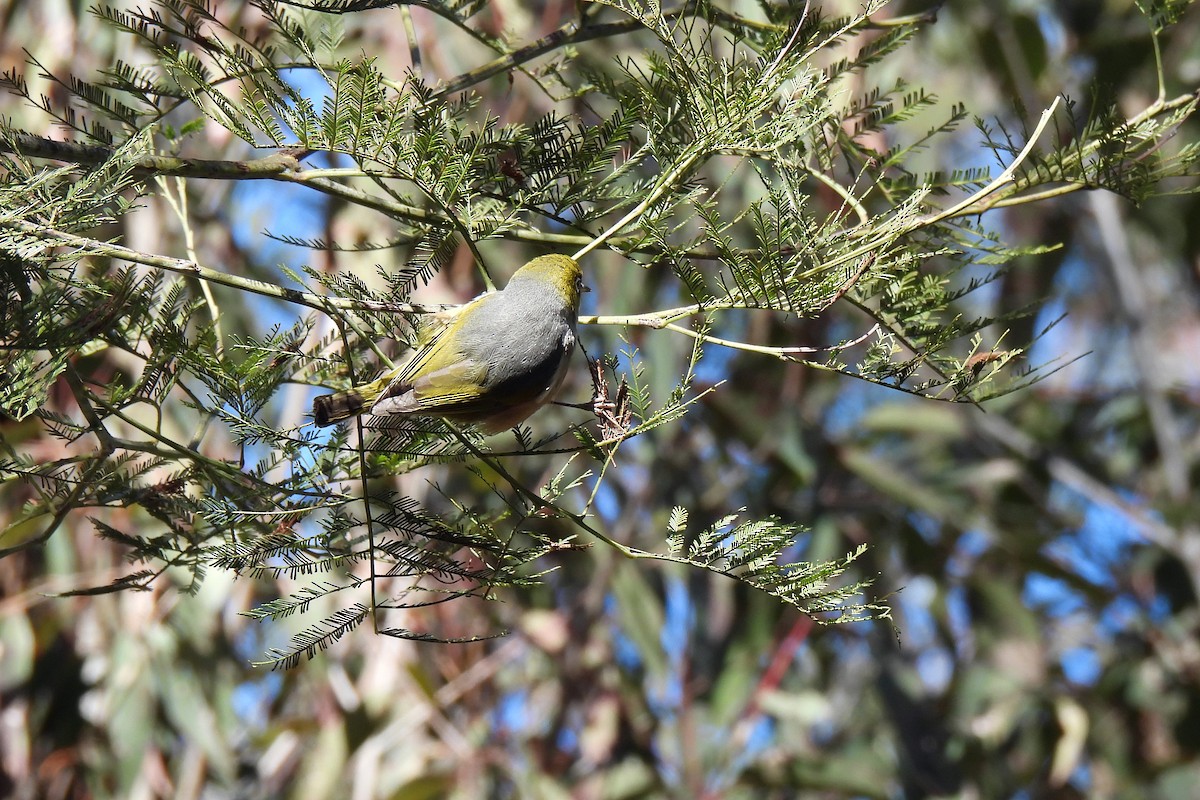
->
[918,96,1061,227]
[4,220,437,315]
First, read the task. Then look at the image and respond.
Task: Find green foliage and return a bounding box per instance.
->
[2,0,1198,672]
[667,508,880,620]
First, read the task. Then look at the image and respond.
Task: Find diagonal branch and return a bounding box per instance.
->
[3,219,432,315]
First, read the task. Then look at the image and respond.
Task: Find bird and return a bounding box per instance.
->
[312,254,586,434]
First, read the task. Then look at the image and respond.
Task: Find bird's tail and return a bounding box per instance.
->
[312,389,369,426]
[312,372,394,426]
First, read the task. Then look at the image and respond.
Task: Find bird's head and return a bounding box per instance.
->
[508,254,587,311]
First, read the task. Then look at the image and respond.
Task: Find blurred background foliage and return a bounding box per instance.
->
[2,0,1199,798]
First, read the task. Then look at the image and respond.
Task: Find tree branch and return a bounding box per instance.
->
[3,219,431,315]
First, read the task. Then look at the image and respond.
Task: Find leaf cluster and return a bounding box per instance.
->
[2,0,1198,661]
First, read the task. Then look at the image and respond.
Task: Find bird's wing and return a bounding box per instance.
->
[394,291,494,383]
[393,320,454,385]
[371,357,490,416]
[409,358,491,407]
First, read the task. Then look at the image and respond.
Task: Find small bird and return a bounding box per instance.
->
[313,254,586,434]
